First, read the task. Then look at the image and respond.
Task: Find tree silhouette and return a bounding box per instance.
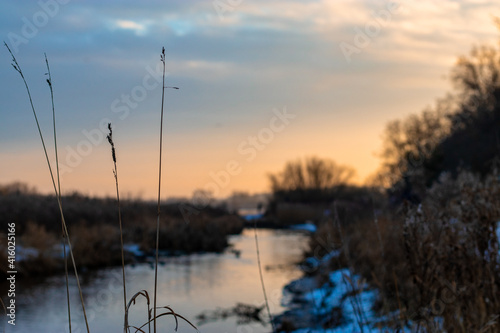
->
[377,22,500,199]
[269,157,356,192]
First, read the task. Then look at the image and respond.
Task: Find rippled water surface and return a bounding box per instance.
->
[8,229,308,333]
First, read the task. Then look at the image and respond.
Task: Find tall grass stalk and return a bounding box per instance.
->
[253,222,275,332]
[152,47,179,332]
[45,52,72,333]
[106,123,127,332]
[5,42,90,333]
[153,46,169,333]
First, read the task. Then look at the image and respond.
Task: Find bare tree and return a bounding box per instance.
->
[377,22,500,191]
[269,157,356,192]
[377,98,451,188]
[450,43,500,131]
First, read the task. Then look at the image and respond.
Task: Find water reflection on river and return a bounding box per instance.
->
[9,229,308,333]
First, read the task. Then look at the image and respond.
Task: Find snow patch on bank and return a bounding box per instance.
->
[123,244,145,257]
[290,222,317,233]
[15,245,39,261]
[276,250,381,332]
[299,268,377,332]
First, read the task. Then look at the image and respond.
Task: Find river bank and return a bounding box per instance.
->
[273,249,383,333]
[273,217,500,333]
[0,190,245,278]
[0,228,309,332]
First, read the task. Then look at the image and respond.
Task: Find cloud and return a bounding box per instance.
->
[112,19,148,35]
[1,0,499,198]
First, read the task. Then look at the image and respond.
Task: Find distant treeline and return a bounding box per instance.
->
[0,183,243,276]
[264,157,384,225]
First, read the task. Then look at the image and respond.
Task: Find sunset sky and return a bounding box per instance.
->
[0,0,498,200]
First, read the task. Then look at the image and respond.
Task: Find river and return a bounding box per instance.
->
[7,229,309,333]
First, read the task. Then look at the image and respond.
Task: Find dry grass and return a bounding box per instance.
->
[293,166,500,332]
[70,224,124,268]
[140,214,243,254]
[18,222,60,275]
[275,202,325,225]
[398,170,500,331]
[330,169,500,332]
[5,41,90,332]
[106,123,128,327]
[3,44,199,333]
[125,290,197,333]
[21,221,57,252]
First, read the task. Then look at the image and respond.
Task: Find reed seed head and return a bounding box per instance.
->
[161,47,165,62]
[106,123,116,163]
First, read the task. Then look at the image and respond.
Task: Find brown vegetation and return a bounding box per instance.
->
[276,27,500,332]
[333,170,500,331]
[0,186,244,277]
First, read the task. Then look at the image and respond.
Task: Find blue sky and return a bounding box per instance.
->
[0,0,498,199]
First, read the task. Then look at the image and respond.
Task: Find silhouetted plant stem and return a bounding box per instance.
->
[45,52,72,333]
[5,42,90,333]
[254,221,275,332]
[106,123,127,333]
[153,46,167,333]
